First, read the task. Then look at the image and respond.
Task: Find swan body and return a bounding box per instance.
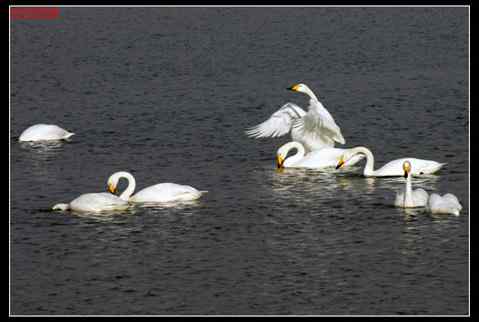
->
[427,193,463,216]
[107,171,207,203]
[394,161,429,208]
[19,124,74,142]
[276,141,364,169]
[246,83,345,152]
[336,146,445,177]
[52,192,129,212]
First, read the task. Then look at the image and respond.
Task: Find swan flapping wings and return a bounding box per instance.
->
[245,83,345,152]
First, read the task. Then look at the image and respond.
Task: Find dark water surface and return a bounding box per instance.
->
[10,7,468,315]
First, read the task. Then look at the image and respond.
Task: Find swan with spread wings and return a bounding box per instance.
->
[245,83,345,152]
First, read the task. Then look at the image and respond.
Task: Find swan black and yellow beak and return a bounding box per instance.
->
[336,157,345,170]
[287,84,300,91]
[276,155,285,169]
[404,170,409,179]
[108,183,118,194]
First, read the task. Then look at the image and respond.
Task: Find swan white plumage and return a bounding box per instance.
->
[245,83,345,152]
[394,161,429,208]
[427,193,463,216]
[52,193,129,213]
[336,146,446,177]
[19,124,74,142]
[276,141,364,169]
[107,171,207,203]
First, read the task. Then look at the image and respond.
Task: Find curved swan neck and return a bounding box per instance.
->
[110,171,136,201]
[280,141,306,167]
[350,147,375,176]
[302,86,319,102]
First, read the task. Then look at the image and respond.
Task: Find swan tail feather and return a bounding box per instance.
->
[52,203,69,211]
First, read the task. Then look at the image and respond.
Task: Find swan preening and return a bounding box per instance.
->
[107,171,207,203]
[19,124,74,142]
[276,141,364,169]
[246,83,345,152]
[336,146,445,177]
[427,193,463,216]
[394,161,429,208]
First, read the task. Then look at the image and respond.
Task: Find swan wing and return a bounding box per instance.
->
[245,103,306,138]
[442,193,462,210]
[394,190,405,207]
[413,188,429,207]
[70,192,128,212]
[132,183,203,203]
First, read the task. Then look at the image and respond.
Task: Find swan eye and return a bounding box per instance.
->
[420,172,424,175]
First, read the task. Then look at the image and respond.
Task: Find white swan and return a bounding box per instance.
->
[394,161,429,208]
[336,146,446,177]
[276,141,364,169]
[107,171,207,203]
[245,83,345,152]
[52,193,129,213]
[427,193,463,216]
[19,124,74,142]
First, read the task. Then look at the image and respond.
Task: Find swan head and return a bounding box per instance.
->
[287,83,311,94]
[276,142,301,169]
[336,154,347,169]
[403,161,412,178]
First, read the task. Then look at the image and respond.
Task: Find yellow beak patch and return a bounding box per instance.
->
[276,155,285,169]
[108,183,117,194]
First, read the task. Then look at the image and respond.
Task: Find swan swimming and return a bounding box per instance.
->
[394,161,429,208]
[336,146,445,177]
[107,171,207,203]
[427,193,463,216]
[19,124,74,142]
[276,141,364,169]
[245,83,345,152]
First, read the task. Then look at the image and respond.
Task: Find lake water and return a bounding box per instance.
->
[10,7,469,315]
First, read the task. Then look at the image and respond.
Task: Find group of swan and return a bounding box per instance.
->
[19,82,462,216]
[246,83,461,216]
[395,161,462,215]
[52,171,207,213]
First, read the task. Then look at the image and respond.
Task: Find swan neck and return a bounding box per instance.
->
[353,147,375,176]
[404,174,414,206]
[283,142,306,167]
[304,87,319,102]
[114,172,136,201]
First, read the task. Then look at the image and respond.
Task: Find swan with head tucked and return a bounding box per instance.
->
[107,171,207,203]
[335,146,445,177]
[52,173,129,213]
[427,193,463,216]
[19,124,74,142]
[394,161,429,208]
[276,141,364,169]
[245,83,345,153]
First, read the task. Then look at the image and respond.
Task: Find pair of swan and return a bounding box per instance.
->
[53,171,207,213]
[19,124,74,142]
[275,141,445,177]
[394,161,462,216]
